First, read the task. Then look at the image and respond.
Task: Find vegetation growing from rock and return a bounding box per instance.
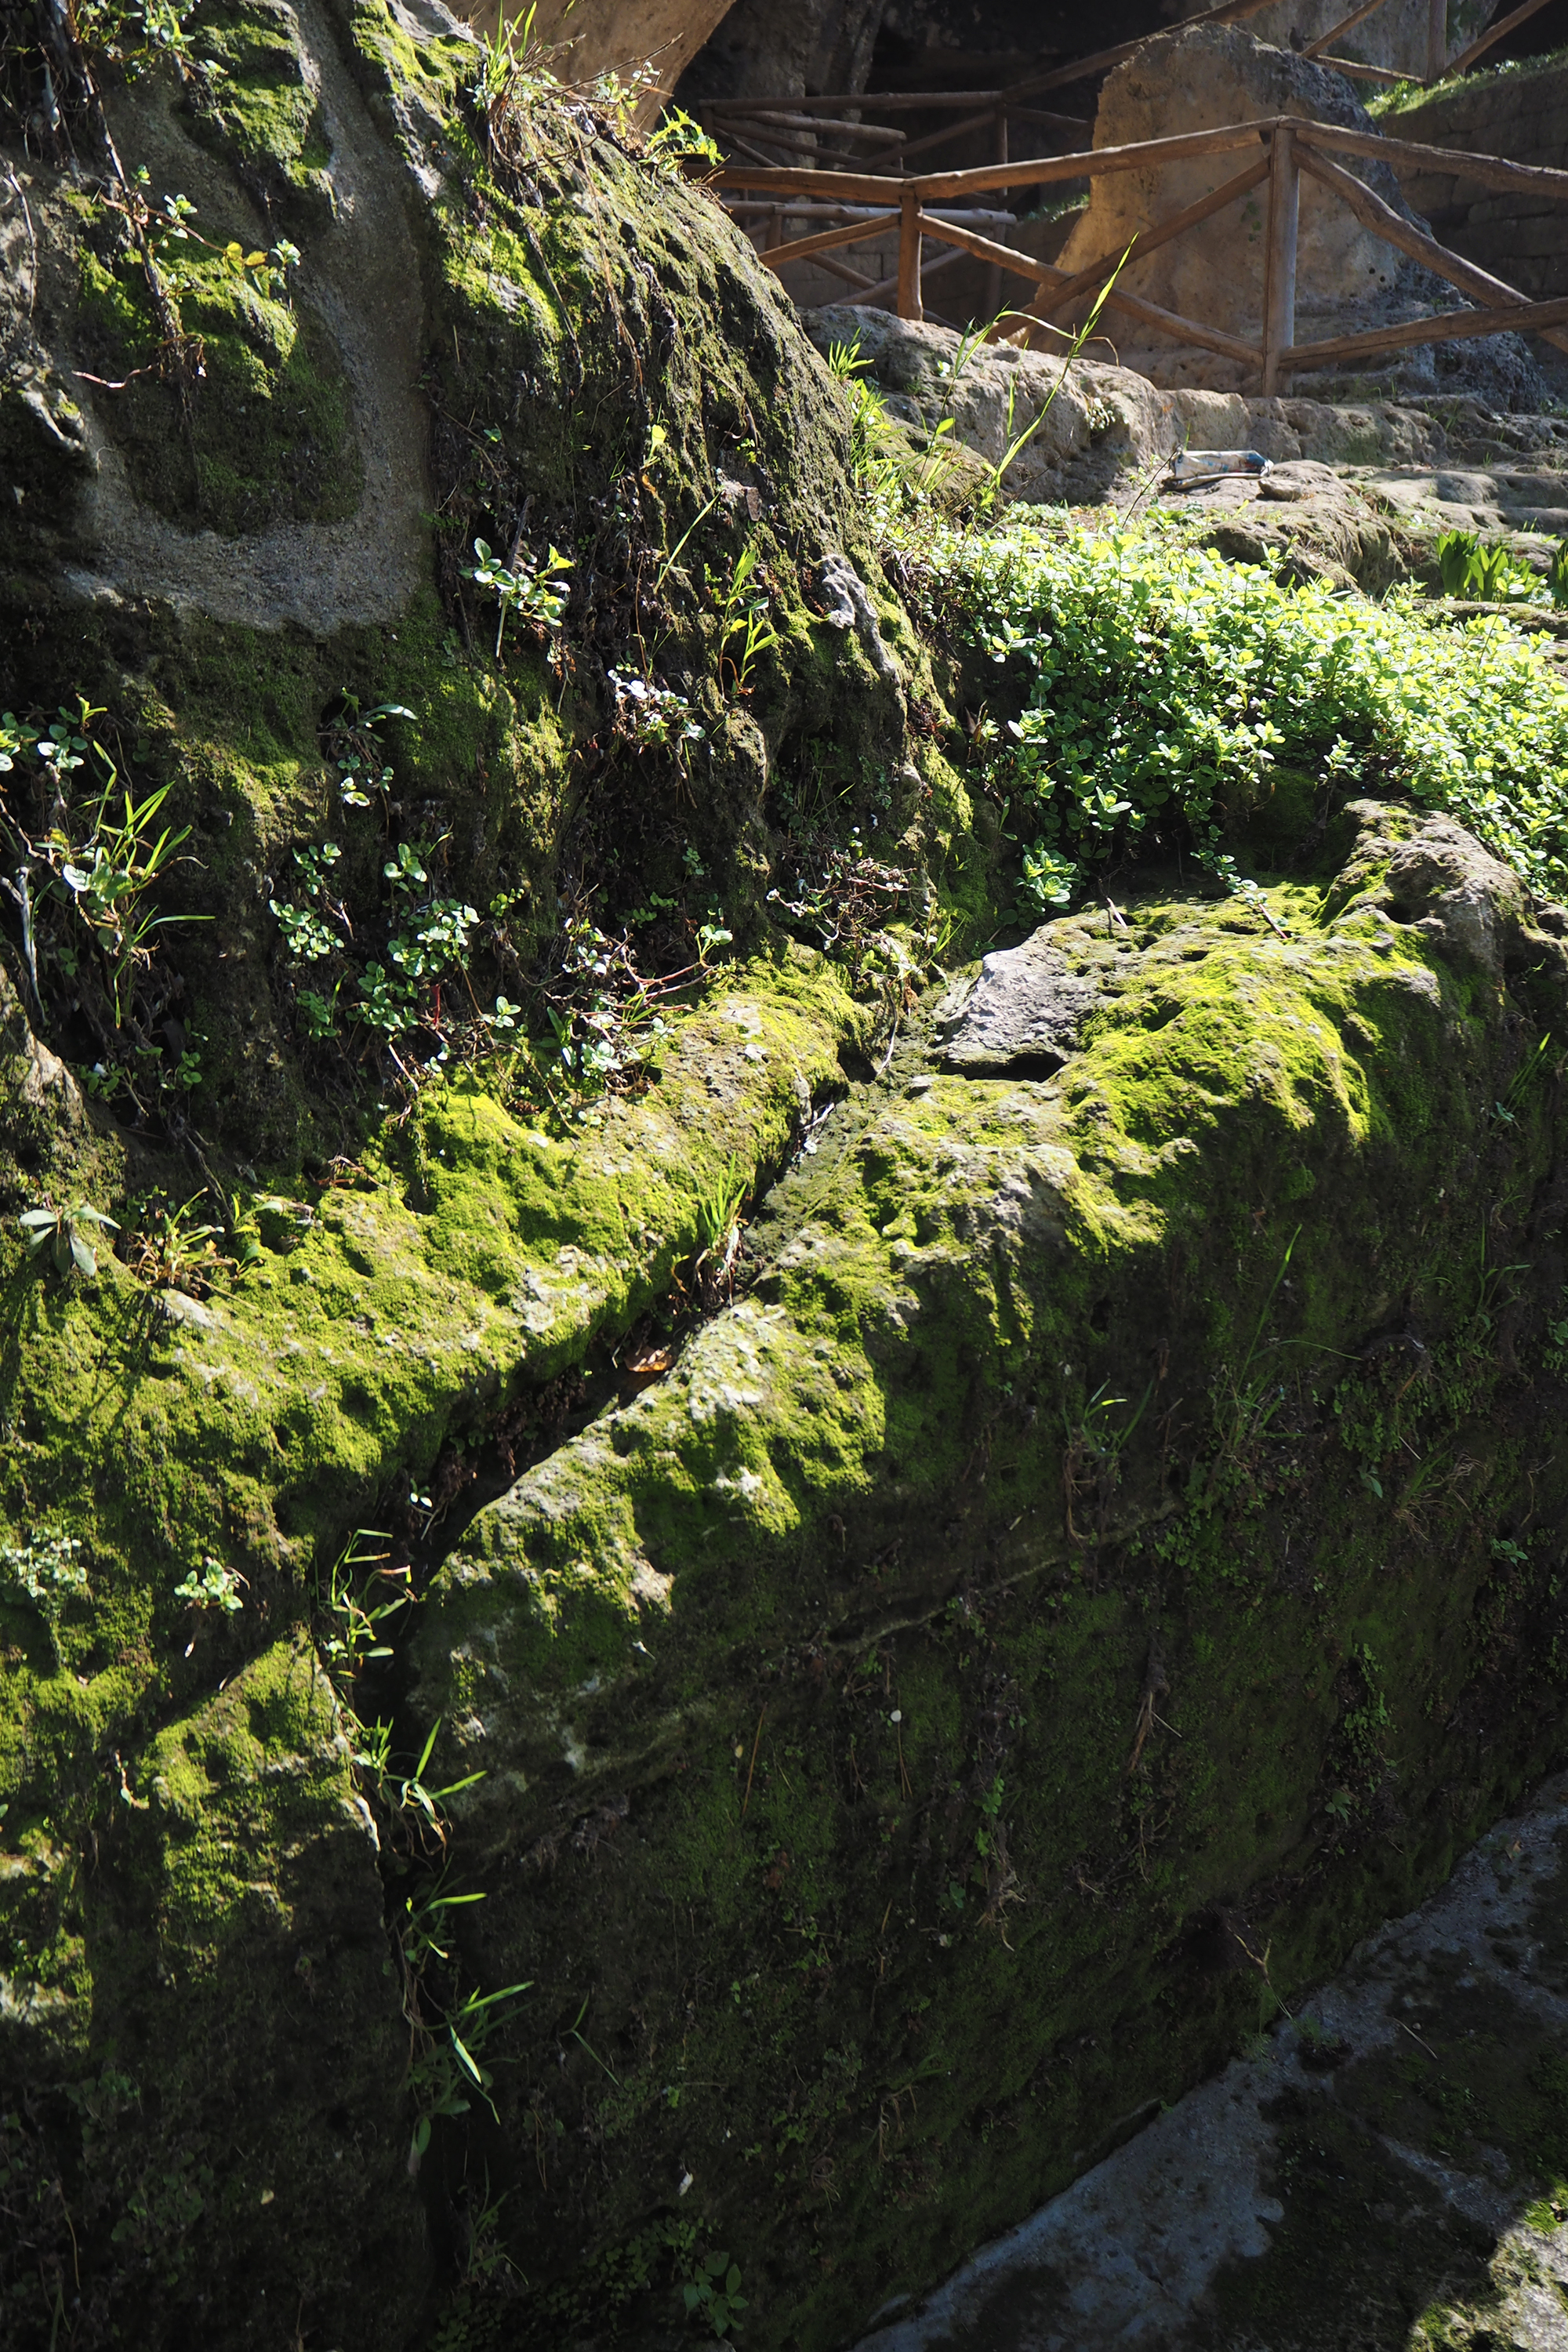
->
[919,518,1568,913]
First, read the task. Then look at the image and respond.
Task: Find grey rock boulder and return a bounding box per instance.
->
[1327,799,1560,984]
[1057,24,1541,409]
[938,934,1101,1073]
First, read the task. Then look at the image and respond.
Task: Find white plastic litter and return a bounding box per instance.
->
[1166,448,1273,484]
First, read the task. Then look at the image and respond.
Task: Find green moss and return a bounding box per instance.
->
[0,950,855,1829]
[181,0,336,222]
[75,239,362,532]
[0,948,852,2343]
[405,862,1568,2345]
[0,1636,427,2346]
[10,0,1568,2340]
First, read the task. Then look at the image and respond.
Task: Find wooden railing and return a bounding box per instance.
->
[716,114,1568,394]
[699,0,1559,180]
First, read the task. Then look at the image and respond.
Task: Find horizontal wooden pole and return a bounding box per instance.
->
[717,162,932,201]
[1004,107,1092,132]
[1301,0,1391,62]
[719,110,906,144]
[756,211,901,268]
[910,115,1283,201]
[1314,55,1407,82]
[716,120,898,158]
[1284,291,1568,366]
[1297,144,1568,357]
[716,115,1289,205]
[719,129,802,176]
[724,200,1016,222]
[1033,152,1271,319]
[1297,120,1568,202]
[899,107,1004,165]
[1447,0,1559,79]
[707,89,1012,114]
[913,212,1264,365]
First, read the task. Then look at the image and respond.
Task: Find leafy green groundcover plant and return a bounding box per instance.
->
[924,521,1568,915]
[1435,526,1568,608]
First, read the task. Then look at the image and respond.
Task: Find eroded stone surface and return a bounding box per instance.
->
[937,935,1102,1074]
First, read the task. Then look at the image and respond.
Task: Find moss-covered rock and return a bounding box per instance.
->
[403,804,1568,2344]
[0,2,916,2337]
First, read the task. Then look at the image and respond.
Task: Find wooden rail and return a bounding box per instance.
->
[717,109,1568,390]
[718,118,1287,209]
[1296,144,1568,358]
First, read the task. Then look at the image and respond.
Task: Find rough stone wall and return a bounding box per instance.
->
[1388,56,1568,303]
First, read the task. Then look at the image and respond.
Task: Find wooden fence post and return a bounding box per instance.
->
[1427,0,1448,81]
[898,185,924,320]
[985,111,1009,318]
[1261,122,1298,396]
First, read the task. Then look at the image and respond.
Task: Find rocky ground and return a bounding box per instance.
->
[807,303,1568,618]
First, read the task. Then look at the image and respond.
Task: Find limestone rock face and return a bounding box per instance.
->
[460,0,734,114]
[1327,800,1542,981]
[804,301,1175,503]
[937,935,1101,1073]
